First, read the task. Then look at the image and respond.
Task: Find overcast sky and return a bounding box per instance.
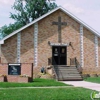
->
[0,0,100,33]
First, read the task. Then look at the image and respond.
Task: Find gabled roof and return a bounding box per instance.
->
[0,6,100,44]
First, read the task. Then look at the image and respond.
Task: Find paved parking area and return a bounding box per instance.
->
[61,81,100,91]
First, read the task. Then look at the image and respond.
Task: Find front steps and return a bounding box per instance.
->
[53,66,83,81]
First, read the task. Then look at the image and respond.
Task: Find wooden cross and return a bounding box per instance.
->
[52,16,67,43]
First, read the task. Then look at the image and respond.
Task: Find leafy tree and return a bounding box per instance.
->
[0,22,23,37]
[10,0,57,25]
[1,0,57,38]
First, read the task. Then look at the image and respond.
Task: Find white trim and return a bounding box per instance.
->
[60,7,100,37]
[9,64,21,66]
[0,40,4,44]
[0,6,100,44]
[17,33,21,63]
[0,44,1,57]
[34,23,38,66]
[80,25,84,67]
[95,35,98,67]
[49,42,69,46]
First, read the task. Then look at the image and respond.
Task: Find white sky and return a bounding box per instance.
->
[0,0,100,33]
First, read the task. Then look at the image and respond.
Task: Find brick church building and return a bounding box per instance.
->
[0,6,100,80]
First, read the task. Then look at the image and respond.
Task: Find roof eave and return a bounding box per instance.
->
[59,6,100,37]
[0,40,4,44]
[0,6,100,44]
[0,7,60,44]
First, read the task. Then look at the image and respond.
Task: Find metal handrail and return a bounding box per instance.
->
[70,57,82,73]
[75,57,82,73]
[52,56,65,80]
[58,65,64,80]
[52,65,58,80]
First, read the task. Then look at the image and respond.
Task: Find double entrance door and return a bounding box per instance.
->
[52,46,67,65]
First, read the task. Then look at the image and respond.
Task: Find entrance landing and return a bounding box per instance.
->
[61,81,100,91]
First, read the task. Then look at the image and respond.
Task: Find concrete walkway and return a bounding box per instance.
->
[0,86,72,89]
[61,81,100,91]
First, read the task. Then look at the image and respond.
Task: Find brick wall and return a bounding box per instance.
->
[21,63,33,78]
[0,63,8,74]
[1,9,100,76]
[82,28,100,75]
[0,63,33,82]
[38,10,59,67]
[82,28,96,74]
[1,35,17,63]
[38,10,81,67]
[21,26,34,63]
[60,11,80,65]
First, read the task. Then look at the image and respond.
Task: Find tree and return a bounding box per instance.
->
[1,0,57,38]
[10,0,57,25]
[0,22,23,37]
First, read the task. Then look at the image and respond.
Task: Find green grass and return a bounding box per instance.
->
[0,78,68,88]
[84,77,100,83]
[0,87,94,100]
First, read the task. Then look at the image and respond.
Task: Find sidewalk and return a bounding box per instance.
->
[61,81,100,91]
[0,86,72,89]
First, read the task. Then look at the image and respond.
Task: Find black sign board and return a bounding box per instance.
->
[8,64,21,75]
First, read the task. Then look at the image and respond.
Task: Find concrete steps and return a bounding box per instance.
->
[54,66,83,81]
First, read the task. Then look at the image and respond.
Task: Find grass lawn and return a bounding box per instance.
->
[0,78,69,88]
[0,87,94,100]
[84,77,100,83]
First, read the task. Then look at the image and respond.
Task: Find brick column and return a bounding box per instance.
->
[34,23,38,66]
[95,35,98,67]
[17,33,21,63]
[80,25,84,67]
